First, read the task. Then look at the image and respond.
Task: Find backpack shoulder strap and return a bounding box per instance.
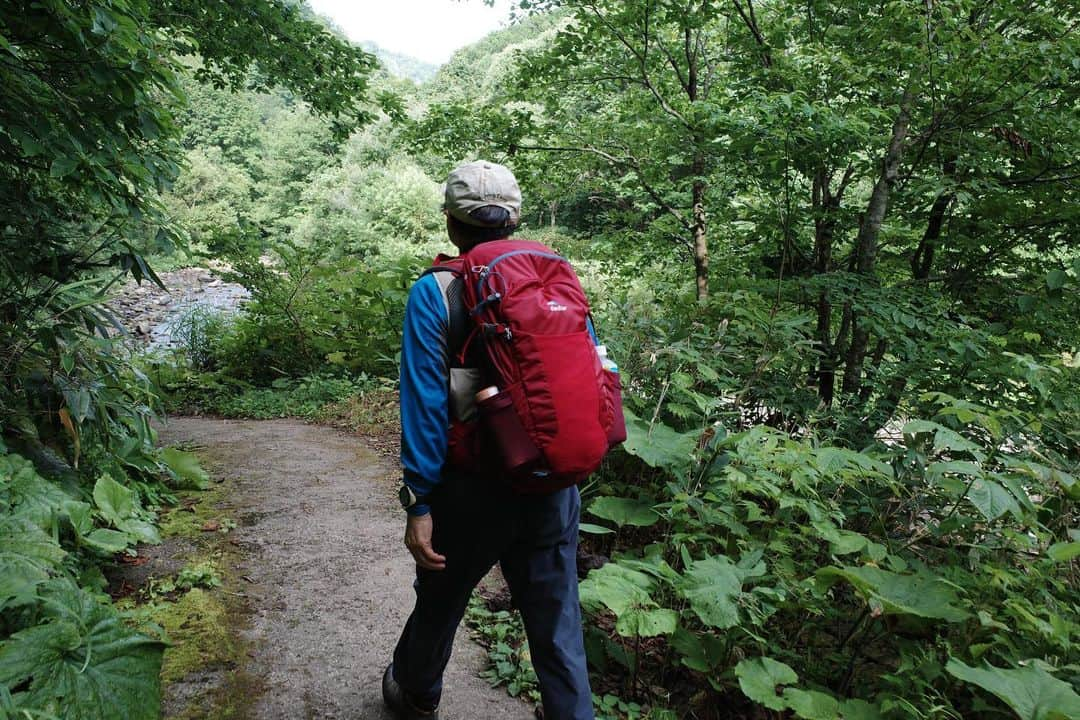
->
[420,263,468,365]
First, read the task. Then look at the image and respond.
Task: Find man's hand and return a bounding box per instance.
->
[404,513,446,571]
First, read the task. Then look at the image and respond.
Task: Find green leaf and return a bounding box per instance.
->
[117,518,161,546]
[82,529,131,554]
[587,497,658,528]
[578,523,614,535]
[966,478,1021,521]
[579,563,654,618]
[92,474,134,526]
[0,517,66,610]
[0,580,165,720]
[927,460,983,483]
[811,521,868,556]
[621,408,698,473]
[816,566,967,622]
[838,699,884,720]
[735,656,798,711]
[677,555,761,629]
[160,448,210,490]
[782,688,841,719]
[671,627,726,672]
[49,156,78,178]
[1047,542,1080,562]
[787,690,881,720]
[901,421,984,459]
[614,608,677,638]
[88,474,158,544]
[1045,269,1068,291]
[946,659,1080,720]
[6,457,74,531]
[60,500,94,537]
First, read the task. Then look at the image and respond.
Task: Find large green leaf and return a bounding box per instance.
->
[782,690,881,720]
[621,408,698,473]
[1045,268,1068,291]
[946,659,1080,720]
[734,657,881,719]
[83,529,133,555]
[60,501,131,554]
[671,627,726,673]
[0,517,66,610]
[579,563,654,617]
[5,458,74,531]
[0,581,165,720]
[117,519,160,545]
[91,475,159,546]
[160,448,210,490]
[579,563,675,638]
[615,608,677,638]
[816,566,967,622]
[901,420,985,460]
[735,656,798,711]
[1047,542,1080,562]
[677,554,762,629]
[782,689,842,719]
[92,475,133,526]
[587,497,658,528]
[965,478,1021,521]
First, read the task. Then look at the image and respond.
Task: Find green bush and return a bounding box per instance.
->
[210,242,423,383]
[170,305,237,372]
[579,390,1079,718]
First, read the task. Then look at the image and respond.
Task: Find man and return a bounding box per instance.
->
[382,161,594,720]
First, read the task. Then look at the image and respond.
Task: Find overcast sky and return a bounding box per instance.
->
[307,0,513,65]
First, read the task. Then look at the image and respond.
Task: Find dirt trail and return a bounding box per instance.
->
[158,417,533,720]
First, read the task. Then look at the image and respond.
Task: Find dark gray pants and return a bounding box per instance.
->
[391,475,594,720]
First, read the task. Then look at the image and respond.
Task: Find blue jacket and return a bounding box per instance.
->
[399,273,447,516]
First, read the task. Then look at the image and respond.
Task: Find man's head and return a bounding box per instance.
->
[442,160,521,251]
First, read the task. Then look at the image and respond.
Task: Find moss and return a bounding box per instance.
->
[157,482,231,540]
[131,463,263,718]
[153,587,238,683]
[171,670,266,720]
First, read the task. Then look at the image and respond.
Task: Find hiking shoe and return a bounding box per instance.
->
[382,664,439,720]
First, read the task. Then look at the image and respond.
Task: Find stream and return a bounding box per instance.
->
[108,266,249,351]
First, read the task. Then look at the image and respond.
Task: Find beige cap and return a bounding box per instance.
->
[443,160,522,227]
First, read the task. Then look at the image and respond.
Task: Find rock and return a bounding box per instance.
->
[134,322,151,336]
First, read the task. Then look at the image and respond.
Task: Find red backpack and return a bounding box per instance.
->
[427,239,626,493]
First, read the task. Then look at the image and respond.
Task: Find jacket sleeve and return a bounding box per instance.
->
[399,273,448,516]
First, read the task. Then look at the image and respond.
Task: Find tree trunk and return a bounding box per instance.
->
[852,87,915,274]
[692,175,708,302]
[843,87,915,397]
[813,168,836,404]
[911,158,956,280]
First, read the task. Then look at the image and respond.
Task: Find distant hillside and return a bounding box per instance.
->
[423,12,563,102]
[360,41,438,84]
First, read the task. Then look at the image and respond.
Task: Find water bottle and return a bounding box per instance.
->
[596,344,618,373]
[595,345,626,446]
[475,385,542,475]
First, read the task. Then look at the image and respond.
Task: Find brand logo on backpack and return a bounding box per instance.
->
[546,300,568,312]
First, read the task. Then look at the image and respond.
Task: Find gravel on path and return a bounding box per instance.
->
[158,417,533,720]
